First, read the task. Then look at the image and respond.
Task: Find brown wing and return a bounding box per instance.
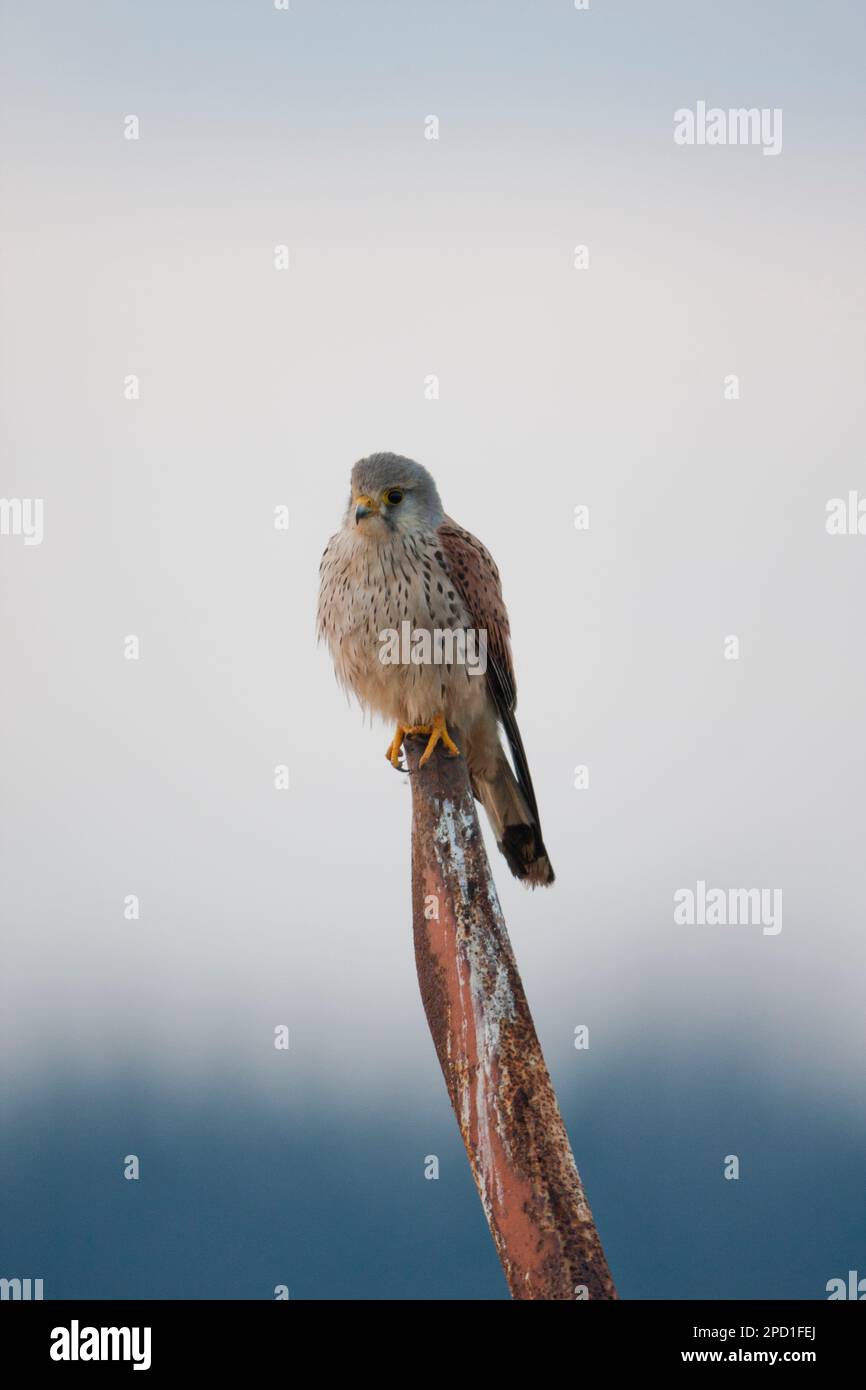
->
[437,517,540,822]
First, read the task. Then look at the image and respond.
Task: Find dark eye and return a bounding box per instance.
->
[385,488,404,505]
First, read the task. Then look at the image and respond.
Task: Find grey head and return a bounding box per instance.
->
[346,451,445,535]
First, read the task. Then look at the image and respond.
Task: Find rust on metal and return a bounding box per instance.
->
[405,735,617,1301]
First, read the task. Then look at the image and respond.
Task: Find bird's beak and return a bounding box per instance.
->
[354,495,379,523]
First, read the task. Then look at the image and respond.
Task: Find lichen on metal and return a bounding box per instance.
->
[405,734,618,1301]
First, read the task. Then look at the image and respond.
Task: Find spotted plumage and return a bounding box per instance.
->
[317,452,554,886]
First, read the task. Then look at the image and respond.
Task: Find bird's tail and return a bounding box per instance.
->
[473,747,555,888]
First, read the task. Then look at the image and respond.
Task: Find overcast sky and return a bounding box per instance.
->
[2,0,864,1299]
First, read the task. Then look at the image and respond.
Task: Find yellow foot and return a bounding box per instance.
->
[385,723,430,768]
[385,715,461,768]
[418,713,461,768]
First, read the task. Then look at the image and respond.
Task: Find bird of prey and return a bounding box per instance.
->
[317,452,554,887]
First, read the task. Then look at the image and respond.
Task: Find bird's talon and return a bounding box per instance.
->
[386,723,429,767]
[418,713,460,768]
[386,716,460,769]
[386,726,408,767]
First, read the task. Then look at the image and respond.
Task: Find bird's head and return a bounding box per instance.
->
[345,452,444,537]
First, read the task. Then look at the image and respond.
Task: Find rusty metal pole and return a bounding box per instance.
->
[405,735,617,1301]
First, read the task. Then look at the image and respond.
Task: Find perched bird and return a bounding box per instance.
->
[317,452,554,886]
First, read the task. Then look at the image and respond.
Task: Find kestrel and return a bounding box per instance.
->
[317,453,554,887]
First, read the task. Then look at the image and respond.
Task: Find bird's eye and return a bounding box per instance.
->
[385,488,404,505]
